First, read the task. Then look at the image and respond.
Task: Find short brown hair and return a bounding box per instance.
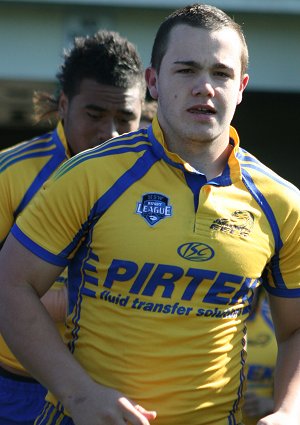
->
[150,3,249,76]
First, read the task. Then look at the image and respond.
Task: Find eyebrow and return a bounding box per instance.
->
[85,104,137,117]
[173,60,235,74]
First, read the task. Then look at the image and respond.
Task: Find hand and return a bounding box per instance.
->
[244,392,273,417]
[257,410,299,425]
[65,381,157,425]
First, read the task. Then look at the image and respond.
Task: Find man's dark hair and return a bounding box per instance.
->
[33,30,145,124]
[150,3,249,76]
[59,30,145,98]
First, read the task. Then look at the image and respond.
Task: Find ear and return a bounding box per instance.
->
[145,67,159,100]
[58,92,69,119]
[237,73,249,105]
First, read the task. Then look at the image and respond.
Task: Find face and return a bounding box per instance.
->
[146,24,249,151]
[59,79,143,155]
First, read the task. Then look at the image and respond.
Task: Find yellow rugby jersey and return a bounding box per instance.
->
[13,117,300,425]
[0,122,69,372]
[243,292,276,425]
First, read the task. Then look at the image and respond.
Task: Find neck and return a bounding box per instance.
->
[165,136,232,181]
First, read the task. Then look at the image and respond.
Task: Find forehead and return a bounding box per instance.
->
[74,79,143,110]
[163,24,242,67]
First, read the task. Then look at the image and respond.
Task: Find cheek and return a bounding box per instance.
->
[128,120,141,132]
[76,124,92,138]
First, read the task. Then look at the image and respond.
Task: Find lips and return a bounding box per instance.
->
[188,105,216,114]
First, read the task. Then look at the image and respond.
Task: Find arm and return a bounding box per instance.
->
[2,236,67,323]
[0,234,156,425]
[2,237,67,324]
[257,294,300,425]
[41,284,68,322]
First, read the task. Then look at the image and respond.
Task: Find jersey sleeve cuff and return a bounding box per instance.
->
[11,224,69,267]
[264,284,300,297]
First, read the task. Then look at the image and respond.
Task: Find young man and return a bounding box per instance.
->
[0,4,299,425]
[0,29,145,424]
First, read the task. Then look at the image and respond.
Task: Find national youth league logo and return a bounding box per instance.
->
[136,193,173,226]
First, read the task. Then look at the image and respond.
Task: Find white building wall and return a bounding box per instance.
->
[0,2,300,91]
[0,1,299,126]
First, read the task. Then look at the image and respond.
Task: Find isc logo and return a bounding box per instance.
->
[177,242,214,262]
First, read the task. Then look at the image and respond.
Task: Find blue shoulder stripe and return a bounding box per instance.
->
[241,168,283,252]
[0,132,51,159]
[0,136,54,172]
[95,147,160,216]
[63,147,160,354]
[92,131,149,153]
[237,149,298,193]
[14,151,67,218]
[13,131,68,217]
[59,148,160,259]
[54,136,150,180]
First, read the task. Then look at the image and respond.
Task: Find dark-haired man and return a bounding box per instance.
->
[0,29,145,424]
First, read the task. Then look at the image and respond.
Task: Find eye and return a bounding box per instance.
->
[177,68,194,74]
[118,118,131,124]
[214,70,232,78]
[117,114,137,126]
[87,112,99,120]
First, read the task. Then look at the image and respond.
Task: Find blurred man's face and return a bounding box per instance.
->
[59,79,143,155]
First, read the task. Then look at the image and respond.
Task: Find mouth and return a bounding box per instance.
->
[187,105,216,115]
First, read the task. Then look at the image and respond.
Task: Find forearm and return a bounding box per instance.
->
[0,275,93,409]
[0,281,157,423]
[0,237,157,424]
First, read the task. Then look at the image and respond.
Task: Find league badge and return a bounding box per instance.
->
[136,193,173,226]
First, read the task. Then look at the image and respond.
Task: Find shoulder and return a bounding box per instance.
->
[237,147,299,205]
[53,129,151,180]
[236,148,300,241]
[0,130,56,173]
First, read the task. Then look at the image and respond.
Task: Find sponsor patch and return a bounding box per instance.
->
[210,210,254,237]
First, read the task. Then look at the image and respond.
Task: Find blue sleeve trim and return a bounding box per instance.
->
[11,224,68,267]
[268,252,287,289]
[264,285,300,298]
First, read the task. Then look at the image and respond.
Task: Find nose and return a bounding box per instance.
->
[192,74,215,97]
[98,119,119,143]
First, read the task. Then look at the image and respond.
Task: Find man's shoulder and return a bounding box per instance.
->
[238,147,299,193]
[0,128,57,171]
[59,129,151,174]
[91,129,151,160]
